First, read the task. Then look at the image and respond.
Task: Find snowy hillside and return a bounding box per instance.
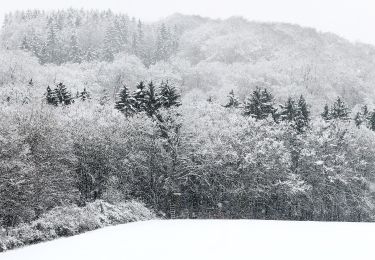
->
[1,220,374,260]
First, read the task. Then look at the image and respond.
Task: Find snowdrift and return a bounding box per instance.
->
[1,219,374,260]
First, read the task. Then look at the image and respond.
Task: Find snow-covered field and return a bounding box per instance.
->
[1,220,374,260]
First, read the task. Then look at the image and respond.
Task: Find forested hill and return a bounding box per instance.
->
[3,10,375,249]
[1,10,375,109]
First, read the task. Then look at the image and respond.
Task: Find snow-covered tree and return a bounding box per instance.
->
[115,85,136,116]
[244,87,275,120]
[159,81,181,108]
[331,97,350,120]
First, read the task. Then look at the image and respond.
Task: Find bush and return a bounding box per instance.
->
[0,200,155,252]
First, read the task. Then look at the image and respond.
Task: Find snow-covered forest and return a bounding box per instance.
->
[1,9,375,251]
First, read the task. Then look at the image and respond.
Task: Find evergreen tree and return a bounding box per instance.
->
[103,23,119,62]
[294,109,307,133]
[69,32,81,63]
[133,81,147,111]
[159,81,181,108]
[46,23,57,63]
[244,87,275,120]
[136,19,147,61]
[223,90,240,108]
[79,88,90,101]
[112,18,125,51]
[155,23,171,61]
[279,97,296,122]
[144,81,161,117]
[115,85,136,116]
[354,105,369,127]
[321,104,330,120]
[298,95,310,122]
[131,33,138,56]
[137,19,144,45]
[170,25,180,53]
[278,96,309,133]
[331,97,350,120]
[295,95,310,132]
[118,16,129,46]
[46,85,57,106]
[54,82,73,105]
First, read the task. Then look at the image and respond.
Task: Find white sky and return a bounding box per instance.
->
[0,0,374,45]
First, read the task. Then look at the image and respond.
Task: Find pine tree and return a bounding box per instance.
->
[133,81,147,111]
[354,105,369,127]
[321,104,330,120]
[137,19,144,43]
[46,23,57,63]
[131,33,138,56]
[295,95,310,132]
[115,85,136,116]
[223,90,239,108]
[46,86,57,106]
[112,18,125,51]
[118,16,129,46]
[244,87,275,120]
[136,19,146,61]
[293,110,309,133]
[278,96,309,133]
[69,32,81,63]
[279,97,296,122]
[331,97,350,120]
[260,88,275,116]
[159,81,181,108]
[144,81,161,117]
[298,95,310,122]
[80,88,90,101]
[103,23,118,62]
[155,23,171,61]
[54,82,73,105]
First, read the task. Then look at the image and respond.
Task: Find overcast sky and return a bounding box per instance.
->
[1,0,374,45]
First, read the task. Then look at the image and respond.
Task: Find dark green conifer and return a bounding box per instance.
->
[115,85,135,117]
[46,85,58,106]
[54,82,73,105]
[331,97,350,120]
[133,81,147,112]
[244,87,275,120]
[159,81,181,108]
[354,105,369,127]
[80,88,90,101]
[280,97,296,122]
[144,81,160,117]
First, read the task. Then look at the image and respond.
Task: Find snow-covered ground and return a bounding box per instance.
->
[1,220,374,260]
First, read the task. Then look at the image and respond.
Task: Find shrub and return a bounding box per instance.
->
[0,200,155,252]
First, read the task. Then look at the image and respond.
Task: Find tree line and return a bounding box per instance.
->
[1,83,375,229]
[2,9,179,66]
